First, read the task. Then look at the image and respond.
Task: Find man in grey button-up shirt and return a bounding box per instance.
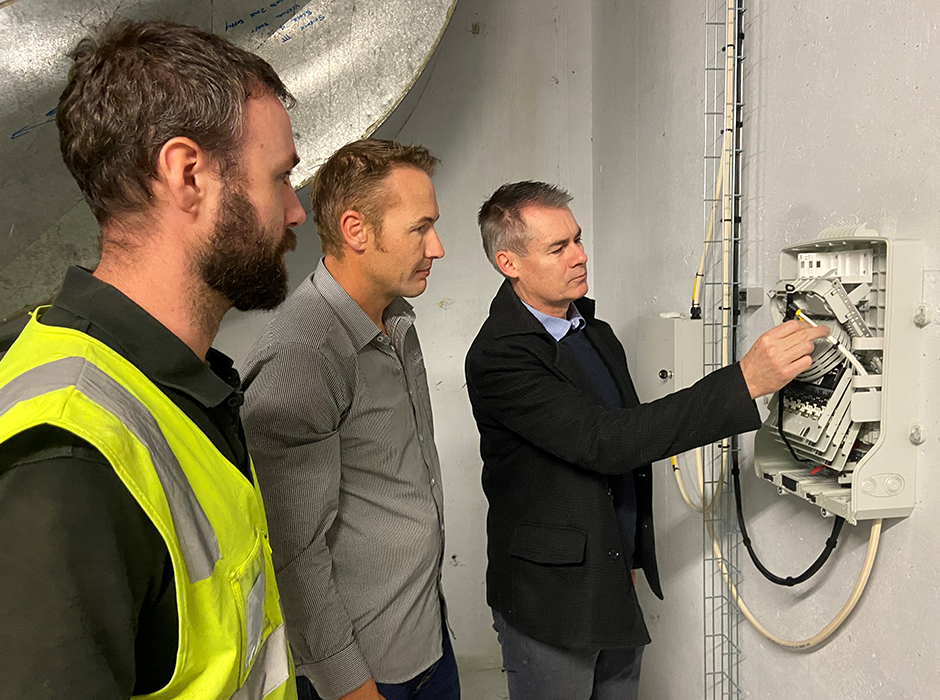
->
[242,139,457,700]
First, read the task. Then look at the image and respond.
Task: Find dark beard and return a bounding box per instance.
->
[198,182,295,311]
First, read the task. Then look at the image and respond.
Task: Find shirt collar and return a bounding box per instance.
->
[48,266,240,408]
[313,259,416,352]
[520,299,586,341]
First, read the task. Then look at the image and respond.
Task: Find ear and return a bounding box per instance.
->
[495,250,521,280]
[154,137,215,216]
[338,209,369,253]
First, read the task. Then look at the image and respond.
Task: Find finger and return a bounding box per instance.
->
[781,339,817,365]
[754,319,797,346]
[778,324,831,353]
[783,354,813,381]
[766,319,803,339]
[802,325,831,340]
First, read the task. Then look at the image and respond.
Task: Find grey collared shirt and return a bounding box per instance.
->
[241,260,445,700]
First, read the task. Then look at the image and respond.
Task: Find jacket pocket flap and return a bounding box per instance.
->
[509,524,586,565]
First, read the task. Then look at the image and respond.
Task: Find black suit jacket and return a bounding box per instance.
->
[465,280,761,650]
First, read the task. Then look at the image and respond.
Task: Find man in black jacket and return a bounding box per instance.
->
[464,182,828,700]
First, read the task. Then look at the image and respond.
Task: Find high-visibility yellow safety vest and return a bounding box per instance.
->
[0,310,297,700]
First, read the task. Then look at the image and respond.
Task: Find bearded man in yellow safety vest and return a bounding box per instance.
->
[0,20,307,700]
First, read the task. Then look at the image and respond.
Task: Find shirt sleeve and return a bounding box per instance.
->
[242,341,372,700]
[466,336,762,475]
[0,427,172,700]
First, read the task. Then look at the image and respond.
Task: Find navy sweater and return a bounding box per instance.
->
[559,329,638,565]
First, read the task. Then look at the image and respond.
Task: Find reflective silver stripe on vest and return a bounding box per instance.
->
[231,624,291,700]
[0,356,221,582]
[245,570,266,669]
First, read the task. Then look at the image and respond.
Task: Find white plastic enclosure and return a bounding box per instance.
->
[753,229,924,524]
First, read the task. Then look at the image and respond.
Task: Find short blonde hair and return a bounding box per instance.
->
[311,138,439,256]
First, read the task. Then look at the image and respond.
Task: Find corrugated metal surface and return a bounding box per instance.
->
[0,0,456,319]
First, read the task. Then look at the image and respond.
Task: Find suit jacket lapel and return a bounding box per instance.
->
[490,282,630,407]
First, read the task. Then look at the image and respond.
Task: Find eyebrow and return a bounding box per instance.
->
[408,214,440,228]
[281,152,301,172]
[547,228,582,250]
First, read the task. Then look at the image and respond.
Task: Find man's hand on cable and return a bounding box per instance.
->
[341,679,386,700]
[738,319,831,399]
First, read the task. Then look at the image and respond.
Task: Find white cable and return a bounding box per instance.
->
[691,156,724,309]
[795,309,868,376]
[676,433,884,648]
[679,0,882,649]
[706,517,882,649]
[670,449,721,514]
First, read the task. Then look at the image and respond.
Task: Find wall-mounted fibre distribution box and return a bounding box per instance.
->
[754,229,925,524]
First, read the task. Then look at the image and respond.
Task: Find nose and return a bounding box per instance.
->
[573,245,588,267]
[426,227,445,260]
[285,187,306,229]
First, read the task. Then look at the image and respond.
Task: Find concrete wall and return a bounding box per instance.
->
[739,3,940,699]
[593,1,940,698]
[215,0,594,672]
[218,0,940,695]
[592,1,713,697]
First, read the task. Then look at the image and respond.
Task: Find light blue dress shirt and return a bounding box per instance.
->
[521,300,586,341]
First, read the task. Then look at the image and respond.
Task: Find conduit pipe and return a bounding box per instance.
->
[674,0,882,651]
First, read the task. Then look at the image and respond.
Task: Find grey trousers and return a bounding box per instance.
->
[492,610,644,700]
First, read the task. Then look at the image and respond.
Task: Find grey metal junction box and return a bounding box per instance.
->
[635,316,704,403]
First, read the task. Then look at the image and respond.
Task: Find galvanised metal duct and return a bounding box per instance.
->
[0,0,456,321]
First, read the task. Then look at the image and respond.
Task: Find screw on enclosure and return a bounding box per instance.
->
[913,304,932,328]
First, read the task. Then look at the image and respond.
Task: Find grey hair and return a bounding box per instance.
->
[477,181,573,273]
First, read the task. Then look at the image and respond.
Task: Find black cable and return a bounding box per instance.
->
[732,461,845,586]
[733,282,845,586]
